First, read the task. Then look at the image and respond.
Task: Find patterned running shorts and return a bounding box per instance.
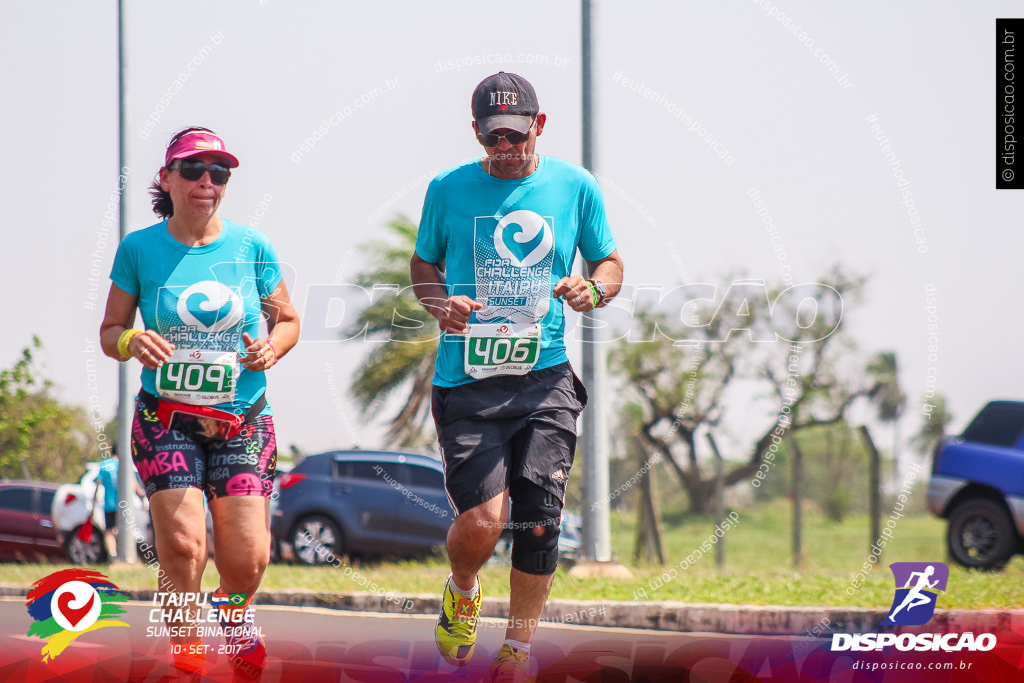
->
[130,391,277,501]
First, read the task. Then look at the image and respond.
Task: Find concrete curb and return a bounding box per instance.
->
[3,585,1020,637]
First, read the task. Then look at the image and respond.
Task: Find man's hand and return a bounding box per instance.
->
[433,295,483,334]
[553,276,597,312]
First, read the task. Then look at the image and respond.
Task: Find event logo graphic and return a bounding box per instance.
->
[176,281,244,333]
[833,561,994,652]
[493,210,553,269]
[25,568,129,661]
[881,562,949,626]
[473,210,555,323]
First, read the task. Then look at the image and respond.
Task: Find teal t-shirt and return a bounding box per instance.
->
[416,155,616,387]
[110,219,283,414]
[97,457,118,512]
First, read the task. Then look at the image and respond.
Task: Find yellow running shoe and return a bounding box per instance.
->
[434,575,482,665]
[489,641,531,683]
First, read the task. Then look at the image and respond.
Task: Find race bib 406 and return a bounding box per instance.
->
[464,323,540,378]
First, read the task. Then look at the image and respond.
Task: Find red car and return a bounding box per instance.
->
[0,481,64,562]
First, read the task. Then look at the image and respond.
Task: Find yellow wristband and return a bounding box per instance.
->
[117,329,142,361]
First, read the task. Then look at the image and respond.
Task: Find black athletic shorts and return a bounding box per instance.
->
[431,362,588,515]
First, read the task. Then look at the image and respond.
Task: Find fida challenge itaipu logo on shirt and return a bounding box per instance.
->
[156,280,246,348]
[473,210,555,324]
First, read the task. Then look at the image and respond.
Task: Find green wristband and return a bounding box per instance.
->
[586,281,599,307]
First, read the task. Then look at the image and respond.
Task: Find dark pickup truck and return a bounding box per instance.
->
[927,400,1024,570]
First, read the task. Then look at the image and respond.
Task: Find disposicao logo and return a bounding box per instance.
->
[25,568,129,661]
[832,561,997,653]
[881,561,949,626]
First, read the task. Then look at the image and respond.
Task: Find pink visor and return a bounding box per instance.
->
[164,130,239,168]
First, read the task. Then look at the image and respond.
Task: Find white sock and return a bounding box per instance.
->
[504,639,531,657]
[449,576,478,599]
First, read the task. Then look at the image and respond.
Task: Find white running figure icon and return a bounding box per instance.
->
[887,565,938,621]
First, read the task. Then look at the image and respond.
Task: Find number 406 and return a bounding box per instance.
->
[474,338,533,364]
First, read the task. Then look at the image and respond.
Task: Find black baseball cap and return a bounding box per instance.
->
[471,72,539,135]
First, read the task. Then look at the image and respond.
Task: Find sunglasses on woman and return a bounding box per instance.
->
[170,159,231,185]
[476,118,537,147]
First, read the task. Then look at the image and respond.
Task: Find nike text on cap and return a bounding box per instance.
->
[472,72,539,135]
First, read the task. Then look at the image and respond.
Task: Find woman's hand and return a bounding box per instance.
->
[241,332,278,371]
[127,330,176,370]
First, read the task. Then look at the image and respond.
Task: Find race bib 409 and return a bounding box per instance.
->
[156,349,238,405]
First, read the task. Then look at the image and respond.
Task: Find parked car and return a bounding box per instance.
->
[272,450,454,564]
[927,400,1024,570]
[0,481,64,562]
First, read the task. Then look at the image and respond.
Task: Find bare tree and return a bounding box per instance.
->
[610,267,870,514]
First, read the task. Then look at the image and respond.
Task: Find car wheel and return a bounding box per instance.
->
[65,525,109,565]
[947,498,1017,570]
[291,515,344,566]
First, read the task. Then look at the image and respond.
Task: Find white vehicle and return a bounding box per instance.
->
[51,463,151,564]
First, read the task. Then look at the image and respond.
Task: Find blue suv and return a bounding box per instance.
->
[927,400,1024,570]
[271,450,454,564]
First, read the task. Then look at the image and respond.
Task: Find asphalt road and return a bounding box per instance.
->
[1,598,1001,683]
[0,597,838,682]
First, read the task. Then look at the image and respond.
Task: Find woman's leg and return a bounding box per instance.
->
[130,393,209,648]
[148,487,209,643]
[210,495,271,599]
[204,415,277,674]
[207,414,276,599]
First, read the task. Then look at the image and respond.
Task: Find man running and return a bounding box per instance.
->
[411,71,623,682]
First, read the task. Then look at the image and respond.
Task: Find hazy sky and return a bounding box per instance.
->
[2,1,1020,464]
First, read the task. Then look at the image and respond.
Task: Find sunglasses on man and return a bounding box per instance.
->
[169,159,232,185]
[476,118,537,147]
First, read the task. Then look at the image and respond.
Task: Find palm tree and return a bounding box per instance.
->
[348,216,438,448]
[867,351,906,473]
[912,393,953,456]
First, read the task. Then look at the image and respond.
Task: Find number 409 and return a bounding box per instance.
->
[165,363,229,391]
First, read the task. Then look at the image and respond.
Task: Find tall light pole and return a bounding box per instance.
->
[116,0,137,564]
[579,0,612,563]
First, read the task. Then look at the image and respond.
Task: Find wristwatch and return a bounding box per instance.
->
[587,279,607,307]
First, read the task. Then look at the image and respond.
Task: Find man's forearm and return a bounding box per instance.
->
[410,256,450,320]
[590,261,624,304]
